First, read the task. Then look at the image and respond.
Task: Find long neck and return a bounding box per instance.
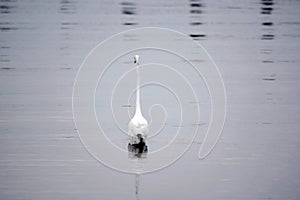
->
[135,63,142,116]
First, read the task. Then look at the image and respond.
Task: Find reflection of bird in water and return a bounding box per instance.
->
[128,55,149,144]
[135,174,140,200]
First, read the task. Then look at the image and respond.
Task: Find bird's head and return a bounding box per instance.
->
[134,55,139,65]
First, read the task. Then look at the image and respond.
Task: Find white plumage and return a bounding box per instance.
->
[128,55,149,143]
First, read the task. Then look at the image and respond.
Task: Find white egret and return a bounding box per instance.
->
[128,55,149,144]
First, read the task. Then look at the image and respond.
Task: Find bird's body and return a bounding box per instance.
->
[128,55,149,144]
[128,114,148,143]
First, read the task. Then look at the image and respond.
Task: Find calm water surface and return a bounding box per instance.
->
[0,0,300,199]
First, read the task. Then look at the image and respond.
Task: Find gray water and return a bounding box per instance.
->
[1,0,300,199]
